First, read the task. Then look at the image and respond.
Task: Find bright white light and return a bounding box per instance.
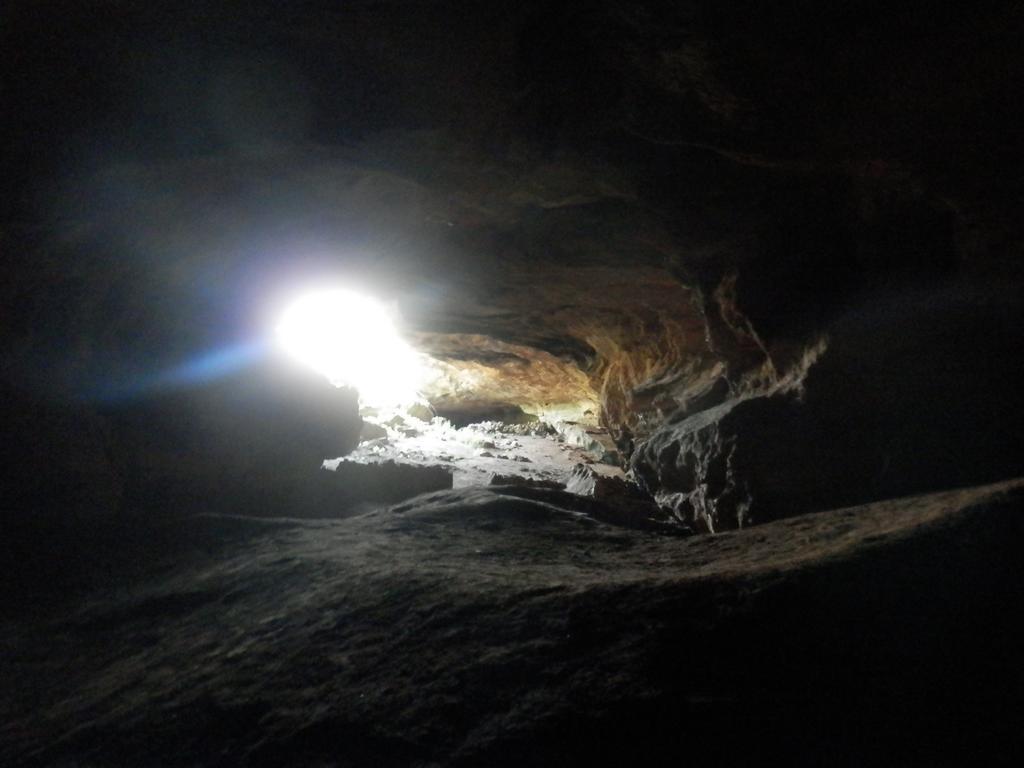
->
[275,287,426,406]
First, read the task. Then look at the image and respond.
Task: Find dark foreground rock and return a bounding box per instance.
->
[564,463,672,527]
[3,479,1022,766]
[108,362,363,514]
[1,361,363,529]
[0,385,125,523]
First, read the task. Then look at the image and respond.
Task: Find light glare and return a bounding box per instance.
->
[275,288,425,405]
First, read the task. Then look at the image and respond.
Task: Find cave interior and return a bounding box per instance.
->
[2,2,1023,765]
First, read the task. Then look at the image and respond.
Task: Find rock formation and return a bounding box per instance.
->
[2,1,1023,763]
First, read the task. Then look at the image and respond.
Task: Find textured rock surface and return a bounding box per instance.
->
[487,472,563,490]
[632,286,1024,529]
[565,463,670,529]
[1,362,362,523]
[326,460,453,505]
[3,479,1022,765]
[565,463,647,504]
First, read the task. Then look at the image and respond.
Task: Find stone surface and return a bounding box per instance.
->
[3,479,1022,765]
[632,285,1024,529]
[105,363,362,515]
[632,394,796,531]
[565,463,672,529]
[566,463,633,500]
[487,472,563,490]
[358,420,389,442]
[338,416,624,492]
[326,460,453,505]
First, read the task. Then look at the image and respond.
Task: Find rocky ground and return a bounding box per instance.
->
[334,417,624,489]
[3,478,1022,766]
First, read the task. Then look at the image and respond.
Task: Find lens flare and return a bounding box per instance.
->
[275,287,425,406]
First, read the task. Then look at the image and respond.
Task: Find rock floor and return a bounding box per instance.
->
[330,419,624,489]
[3,479,1023,766]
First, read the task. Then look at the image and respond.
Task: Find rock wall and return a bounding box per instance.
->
[632,283,1024,529]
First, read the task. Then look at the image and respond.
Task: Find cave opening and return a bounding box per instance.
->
[275,285,427,407]
[271,284,627,500]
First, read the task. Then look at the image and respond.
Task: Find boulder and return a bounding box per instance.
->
[564,463,670,524]
[358,420,389,442]
[632,284,1024,530]
[325,460,453,505]
[630,395,806,531]
[105,362,362,513]
[566,463,627,499]
[487,472,564,490]
[405,402,435,422]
